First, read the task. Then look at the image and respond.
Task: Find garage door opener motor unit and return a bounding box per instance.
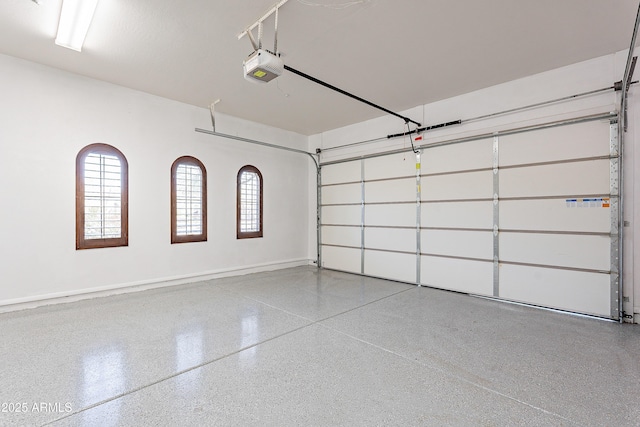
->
[244,49,284,83]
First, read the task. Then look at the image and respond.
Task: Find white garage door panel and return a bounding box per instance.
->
[500,160,610,198]
[422,201,493,229]
[322,161,361,185]
[365,204,415,227]
[366,227,415,253]
[422,230,493,260]
[423,138,493,173]
[499,265,611,317]
[322,246,361,273]
[500,233,610,271]
[423,170,493,200]
[365,178,415,203]
[320,116,616,319]
[421,256,493,295]
[322,226,361,247]
[365,152,416,180]
[322,205,361,225]
[500,199,611,233]
[499,121,610,166]
[365,250,415,283]
[322,183,361,205]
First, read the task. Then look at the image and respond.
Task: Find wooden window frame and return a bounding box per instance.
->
[76,143,129,250]
[171,156,207,244]
[237,165,263,239]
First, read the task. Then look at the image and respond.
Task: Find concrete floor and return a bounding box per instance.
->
[0,266,638,426]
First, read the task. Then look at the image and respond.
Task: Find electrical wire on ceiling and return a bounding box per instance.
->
[295,0,370,9]
[276,80,290,97]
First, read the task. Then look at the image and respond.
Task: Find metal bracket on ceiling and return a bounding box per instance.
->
[209,99,221,131]
[238,0,289,54]
[247,29,259,51]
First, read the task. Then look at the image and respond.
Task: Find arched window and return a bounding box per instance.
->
[171,156,207,243]
[76,143,128,250]
[237,165,263,239]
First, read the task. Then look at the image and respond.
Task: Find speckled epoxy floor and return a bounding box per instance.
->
[0,266,638,426]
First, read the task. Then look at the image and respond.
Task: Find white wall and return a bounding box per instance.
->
[310,49,638,323]
[0,54,311,309]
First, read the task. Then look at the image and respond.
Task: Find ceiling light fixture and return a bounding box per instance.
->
[55,0,99,52]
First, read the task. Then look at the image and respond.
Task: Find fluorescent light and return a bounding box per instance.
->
[55,0,99,52]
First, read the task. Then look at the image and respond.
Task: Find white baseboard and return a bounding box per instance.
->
[0,259,314,313]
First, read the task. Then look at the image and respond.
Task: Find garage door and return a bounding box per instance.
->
[320,113,621,320]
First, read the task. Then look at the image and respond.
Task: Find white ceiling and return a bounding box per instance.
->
[1,0,638,135]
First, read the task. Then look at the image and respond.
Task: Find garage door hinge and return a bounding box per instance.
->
[621,311,634,320]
